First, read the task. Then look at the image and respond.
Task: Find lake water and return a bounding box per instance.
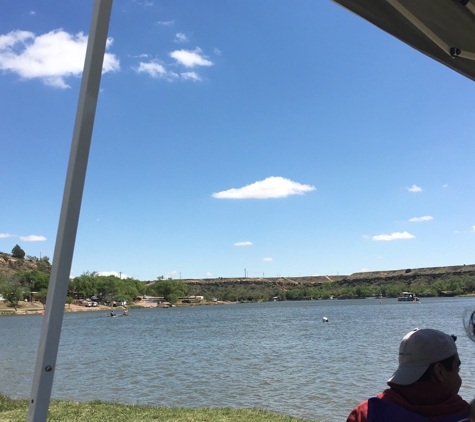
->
[2,298,475,421]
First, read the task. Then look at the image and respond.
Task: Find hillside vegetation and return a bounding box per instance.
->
[1,248,475,306]
[0,252,51,277]
[181,264,475,301]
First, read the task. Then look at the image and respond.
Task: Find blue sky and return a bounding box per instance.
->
[1,0,475,281]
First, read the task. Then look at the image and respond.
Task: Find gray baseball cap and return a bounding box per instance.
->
[387,328,457,385]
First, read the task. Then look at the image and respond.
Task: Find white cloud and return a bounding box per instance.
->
[472,226,475,231]
[174,33,188,43]
[213,176,316,199]
[214,48,221,55]
[133,0,154,6]
[360,268,370,272]
[29,11,36,15]
[170,48,213,68]
[263,257,273,262]
[443,184,448,188]
[158,20,174,26]
[372,232,415,241]
[407,184,422,192]
[136,61,203,82]
[1,233,47,241]
[0,29,119,88]
[129,53,149,58]
[206,272,213,277]
[181,71,201,81]
[409,216,433,222]
[19,235,46,242]
[97,271,130,279]
[234,241,253,246]
[136,61,169,78]
[166,270,179,278]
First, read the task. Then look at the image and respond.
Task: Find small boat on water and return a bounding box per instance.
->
[398,292,419,302]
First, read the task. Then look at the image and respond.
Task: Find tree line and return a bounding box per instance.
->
[2,244,475,310]
[0,269,191,310]
[2,271,475,310]
[0,245,194,309]
[186,274,475,302]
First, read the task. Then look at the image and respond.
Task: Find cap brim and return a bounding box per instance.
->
[387,364,430,385]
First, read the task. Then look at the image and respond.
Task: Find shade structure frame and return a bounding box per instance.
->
[332,0,475,81]
[26,0,113,421]
[386,0,475,61]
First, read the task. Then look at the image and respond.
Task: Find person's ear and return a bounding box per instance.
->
[432,362,445,383]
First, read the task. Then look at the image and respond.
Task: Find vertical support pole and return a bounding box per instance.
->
[27,1,113,421]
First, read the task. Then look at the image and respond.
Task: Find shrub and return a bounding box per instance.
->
[11,244,25,259]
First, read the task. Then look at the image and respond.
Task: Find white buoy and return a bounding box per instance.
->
[322,317,328,323]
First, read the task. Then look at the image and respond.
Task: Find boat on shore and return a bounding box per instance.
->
[398,292,419,302]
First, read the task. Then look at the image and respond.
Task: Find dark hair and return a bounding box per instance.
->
[417,354,456,382]
[417,335,458,382]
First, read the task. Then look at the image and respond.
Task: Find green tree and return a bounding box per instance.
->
[0,279,24,310]
[70,272,98,298]
[11,244,25,259]
[149,279,190,303]
[66,296,74,308]
[115,279,139,304]
[36,289,48,308]
[32,271,50,291]
[463,276,475,294]
[15,270,49,292]
[96,275,119,301]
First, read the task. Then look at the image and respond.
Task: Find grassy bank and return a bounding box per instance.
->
[0,395,312,422]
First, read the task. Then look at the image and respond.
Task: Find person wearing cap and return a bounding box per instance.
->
[346,328,469,422]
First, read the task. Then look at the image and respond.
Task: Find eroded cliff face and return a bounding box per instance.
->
[337,264,475,288]
[182,275,346,287]
[177,264,475,289]
[0,252,51,277]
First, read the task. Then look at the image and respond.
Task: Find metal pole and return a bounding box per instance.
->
[27,1,113,420]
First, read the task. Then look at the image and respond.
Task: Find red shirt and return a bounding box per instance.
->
[346,382,469,422]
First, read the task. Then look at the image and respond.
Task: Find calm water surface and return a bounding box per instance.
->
[2,298,475,421]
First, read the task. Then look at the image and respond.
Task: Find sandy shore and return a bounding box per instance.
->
[0,302,136,315]
[0,299,236,315]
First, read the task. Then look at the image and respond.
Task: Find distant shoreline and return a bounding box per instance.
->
[0,300,239,316]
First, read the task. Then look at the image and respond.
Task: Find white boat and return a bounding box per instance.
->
[397,292,419,302]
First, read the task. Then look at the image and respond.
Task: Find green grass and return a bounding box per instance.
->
[0,395,312,422]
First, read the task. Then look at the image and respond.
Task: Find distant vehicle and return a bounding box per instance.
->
[398,292,419,302]
[85,301,93,307]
